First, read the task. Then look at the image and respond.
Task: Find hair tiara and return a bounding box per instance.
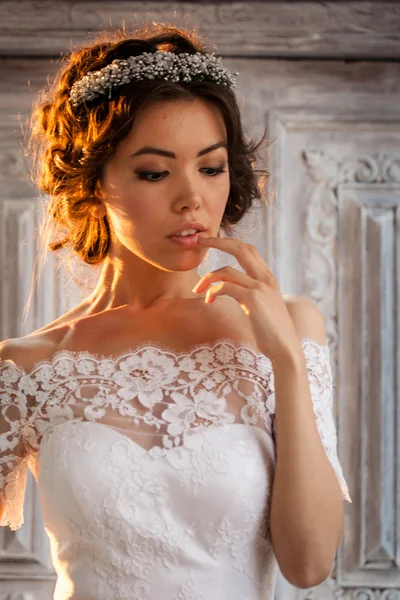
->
[69,50,239,108]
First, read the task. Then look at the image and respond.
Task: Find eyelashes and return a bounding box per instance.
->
[135,166,228,183]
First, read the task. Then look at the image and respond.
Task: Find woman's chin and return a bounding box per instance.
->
[160,255,207,273]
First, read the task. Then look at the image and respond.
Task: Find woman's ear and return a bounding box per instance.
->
[90,180,107,219]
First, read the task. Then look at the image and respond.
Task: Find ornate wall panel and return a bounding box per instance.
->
[268,112,400,371]
[267,111,400,598]
[337,183,400,589]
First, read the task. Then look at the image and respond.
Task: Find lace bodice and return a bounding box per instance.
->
[0,338,351,600]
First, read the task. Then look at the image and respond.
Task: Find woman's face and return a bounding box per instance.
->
[98,97,230,272]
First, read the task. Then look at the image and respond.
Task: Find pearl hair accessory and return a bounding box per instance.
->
[69,50,239,107]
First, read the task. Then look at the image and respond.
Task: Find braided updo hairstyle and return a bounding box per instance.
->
[29,22,269,268]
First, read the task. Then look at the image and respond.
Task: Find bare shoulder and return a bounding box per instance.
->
[0,337,22,363]
[0,299,92,370]
[0,330,62,372]
[283,294,327,345]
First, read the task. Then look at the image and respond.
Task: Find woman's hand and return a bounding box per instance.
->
[192,236,302,363]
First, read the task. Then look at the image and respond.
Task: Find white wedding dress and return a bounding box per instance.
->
[0,338,351,600]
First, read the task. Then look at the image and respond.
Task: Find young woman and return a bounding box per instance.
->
[0,22,351,600]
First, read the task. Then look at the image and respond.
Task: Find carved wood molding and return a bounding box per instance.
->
[302,148,400,367]
[0,1,399,58]
[303,179,400,589]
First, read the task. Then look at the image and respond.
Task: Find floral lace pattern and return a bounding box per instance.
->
[0,338,351,600]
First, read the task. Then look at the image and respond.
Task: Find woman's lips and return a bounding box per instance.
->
[168,231,206,248]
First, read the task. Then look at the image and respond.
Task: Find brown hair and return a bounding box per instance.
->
[25,23,270,320]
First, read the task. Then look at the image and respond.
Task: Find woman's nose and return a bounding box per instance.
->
[177,194,201,211]
[174,178,203,210]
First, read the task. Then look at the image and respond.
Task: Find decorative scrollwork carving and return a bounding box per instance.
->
[2,593,35,600]
[304,150,400,187]
[305,587,400,599]
[0,148,26,179]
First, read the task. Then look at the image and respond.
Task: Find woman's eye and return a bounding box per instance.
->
[135,166,227,182]
[136,171,168,182]
[201,167,227,176]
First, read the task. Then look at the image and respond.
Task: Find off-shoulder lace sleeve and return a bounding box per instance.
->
[0,359,33,530]
[275,339,351,503]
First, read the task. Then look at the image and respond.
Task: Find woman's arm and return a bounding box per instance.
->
[269,296,344,589]
[0,339,32,530]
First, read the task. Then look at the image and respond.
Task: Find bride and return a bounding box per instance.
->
[0,22,351,600]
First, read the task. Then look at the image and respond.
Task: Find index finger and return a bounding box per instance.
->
[197,236,268,281]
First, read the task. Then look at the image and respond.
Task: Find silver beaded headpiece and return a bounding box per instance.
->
[69,51,238,107]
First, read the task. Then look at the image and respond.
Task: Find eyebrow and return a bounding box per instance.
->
[129,141,227,159]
